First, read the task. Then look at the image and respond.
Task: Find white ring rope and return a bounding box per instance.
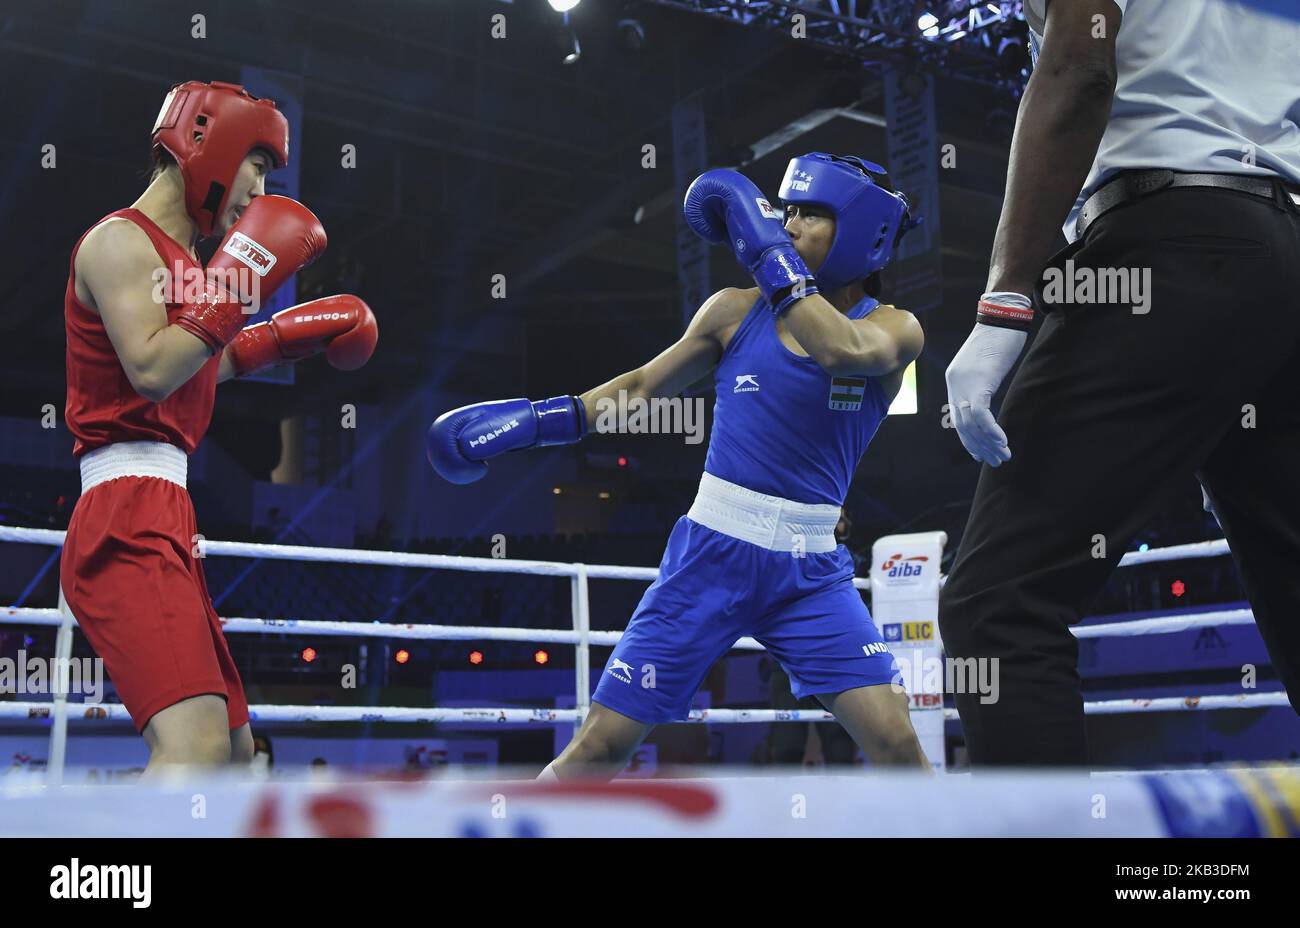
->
[1117,539,1230,566]
[2,605,1258,644]
[0,523,1278,741]
[0,692,1285,725]
[0,525,660,582]
[0,703,580,724]
[1074,608,1256,638]
[1069,692,1290,714]
[0,526,1233,574]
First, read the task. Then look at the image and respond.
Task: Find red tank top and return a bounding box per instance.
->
[64,209,220,458]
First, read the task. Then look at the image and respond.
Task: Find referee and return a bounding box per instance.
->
[941,0,1300,766]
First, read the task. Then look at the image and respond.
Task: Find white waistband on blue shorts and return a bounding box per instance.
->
[686,471,840,553]
[79,441,188,493]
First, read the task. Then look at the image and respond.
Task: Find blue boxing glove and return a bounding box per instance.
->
[427,395,587,485]
[683,168,817,314]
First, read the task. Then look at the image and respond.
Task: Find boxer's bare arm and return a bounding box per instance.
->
[781,294,924,377]
[216,349,237,383]
[76,220,214,402]
[577,287,754,429]
[842,303,925,377]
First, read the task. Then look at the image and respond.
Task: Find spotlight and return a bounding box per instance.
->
[559,18,579,64]
[548,0,581,11]
[554,16,581,65]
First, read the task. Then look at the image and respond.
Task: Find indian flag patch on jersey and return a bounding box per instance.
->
[828,376,868,411]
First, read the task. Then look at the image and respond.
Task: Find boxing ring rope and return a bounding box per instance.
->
[0,693,1288,724]
[0,604,1263,641]
[1116,539,1229,565]
[0,524,1286,782]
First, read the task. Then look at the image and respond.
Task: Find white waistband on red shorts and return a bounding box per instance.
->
[79,441,188,493]
[686,471,840,553]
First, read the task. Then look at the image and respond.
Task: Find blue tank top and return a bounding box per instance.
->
[702,293,891,505]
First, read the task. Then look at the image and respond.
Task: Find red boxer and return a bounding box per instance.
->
[61,81,375,773]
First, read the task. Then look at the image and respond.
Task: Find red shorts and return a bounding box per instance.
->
[59,475,249,733]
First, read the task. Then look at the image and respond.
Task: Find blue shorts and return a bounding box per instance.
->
[592,516,898,724]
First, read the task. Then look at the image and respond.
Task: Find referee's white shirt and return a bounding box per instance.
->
[1026,0,1300,241]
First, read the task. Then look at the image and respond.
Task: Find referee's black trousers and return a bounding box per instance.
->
[938,182,1300,767]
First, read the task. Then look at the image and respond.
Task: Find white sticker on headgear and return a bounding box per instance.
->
[152,87,181,134]
[222,231,278,277]
[755,197,780,220]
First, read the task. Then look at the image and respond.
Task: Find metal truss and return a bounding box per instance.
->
[640,0,1030,92]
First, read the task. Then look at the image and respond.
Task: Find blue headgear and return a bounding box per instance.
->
[778,152,919,292]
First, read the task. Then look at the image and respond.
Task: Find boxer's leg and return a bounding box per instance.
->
[544,703,654,779]
[194,561,254,765]
[141,694,233,775]
[545,517,755,780]
[755,547,923,766]
[62,478,239,773]
[815,684,928,767]
[230,723,255,766]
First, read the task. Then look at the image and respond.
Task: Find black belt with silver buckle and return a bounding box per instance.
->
[1074,169,1298,240]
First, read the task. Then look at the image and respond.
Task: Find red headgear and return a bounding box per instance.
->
[151,80,290,236]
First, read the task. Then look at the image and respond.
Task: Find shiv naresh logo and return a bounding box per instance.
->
[606,658,633,684]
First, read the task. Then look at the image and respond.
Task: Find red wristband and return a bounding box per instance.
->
[976,297,1035,331]
[173,279,247,351]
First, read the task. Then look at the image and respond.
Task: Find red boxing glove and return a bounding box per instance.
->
[174,196,328,352]
[227,295,377,377]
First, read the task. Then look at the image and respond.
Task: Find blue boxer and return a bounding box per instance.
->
[593,291,899,723]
